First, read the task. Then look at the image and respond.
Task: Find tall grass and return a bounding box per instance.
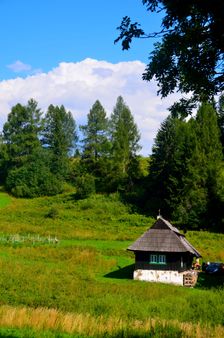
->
[186,231,224,261]
[1,305,223,337]
[0,192,152,240]
[0,244,223,326]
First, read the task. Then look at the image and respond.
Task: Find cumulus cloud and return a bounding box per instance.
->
[92,67,114,78]
[0,58,180,155]
[7,60,32,72]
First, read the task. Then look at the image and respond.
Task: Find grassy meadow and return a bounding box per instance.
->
[0,190,223,337]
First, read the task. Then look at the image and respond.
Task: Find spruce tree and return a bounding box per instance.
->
[146,115,189,217]
[109,96,141,189]
[3,99,42,167]
[80,100,110,161]
[147,102,224,230]
[217,94,224,150]
[174,103,223,230]
[42,104,77,179]
[2,99,62,197]
[79,100,111,190]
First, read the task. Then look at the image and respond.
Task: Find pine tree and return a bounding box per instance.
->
[217,94,224,150]
[42,104,77,179]
[147,102,224,230]
[80,100,110,161]
[110,96,141,189]
[3,99,42,167]
[146,115,189,216]
[173,103,223,230]
[2,99,62,197]
[79,100,113,191]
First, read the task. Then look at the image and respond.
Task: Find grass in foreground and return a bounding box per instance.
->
[0,237,223,327]
[0,305,224,338]
[0,191,223,337]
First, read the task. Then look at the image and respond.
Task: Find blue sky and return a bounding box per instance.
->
[0,0,177,155]
[0,0,162,80]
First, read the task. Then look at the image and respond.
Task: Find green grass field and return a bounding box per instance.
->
[0,191,223,337]
[0,192,11,209]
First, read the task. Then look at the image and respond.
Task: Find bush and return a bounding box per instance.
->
[45,207,59,219]
[75,174,95,199]
[6,162,63,198]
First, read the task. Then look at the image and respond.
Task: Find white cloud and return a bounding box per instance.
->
[7,60,32,72]
[0,58,181,155]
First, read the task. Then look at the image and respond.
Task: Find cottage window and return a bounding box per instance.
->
[150,254,158,264]
[158,255,166,264]
[150,254,166,264]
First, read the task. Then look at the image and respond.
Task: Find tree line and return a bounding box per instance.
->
[0,96,223,232]
[145,99,224,232]
[114,0,224,232]
[0,96,141,198]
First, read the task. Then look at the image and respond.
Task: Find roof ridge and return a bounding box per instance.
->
[157,216,181,234]
[128,216,201,257]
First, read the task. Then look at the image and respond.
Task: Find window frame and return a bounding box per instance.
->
[158,254,166,264]
[150,254,158,264]
[149,254,166,265]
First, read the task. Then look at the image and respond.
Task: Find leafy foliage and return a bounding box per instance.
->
[5,149,63,198]
[115,0,224,113]
[75,173,96,199]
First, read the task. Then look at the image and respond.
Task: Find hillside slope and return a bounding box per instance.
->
[0,191,223,337]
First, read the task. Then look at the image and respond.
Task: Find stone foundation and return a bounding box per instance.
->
[134,269,184,285]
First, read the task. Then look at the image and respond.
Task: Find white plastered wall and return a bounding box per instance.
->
[134,269,184,285]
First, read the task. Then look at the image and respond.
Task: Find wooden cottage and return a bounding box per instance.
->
[128,216,201,286]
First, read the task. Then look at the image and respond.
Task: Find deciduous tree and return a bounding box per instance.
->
[115,1,224,114]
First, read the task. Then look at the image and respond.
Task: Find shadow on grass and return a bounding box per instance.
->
[104,264,135,280]
[196,272,224,289]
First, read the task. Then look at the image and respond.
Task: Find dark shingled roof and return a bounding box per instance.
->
[128,216,201,257]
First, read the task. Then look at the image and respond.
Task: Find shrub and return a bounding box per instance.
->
[6,164,63,198]
[75,174,95,199]
[45,207,59,219]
